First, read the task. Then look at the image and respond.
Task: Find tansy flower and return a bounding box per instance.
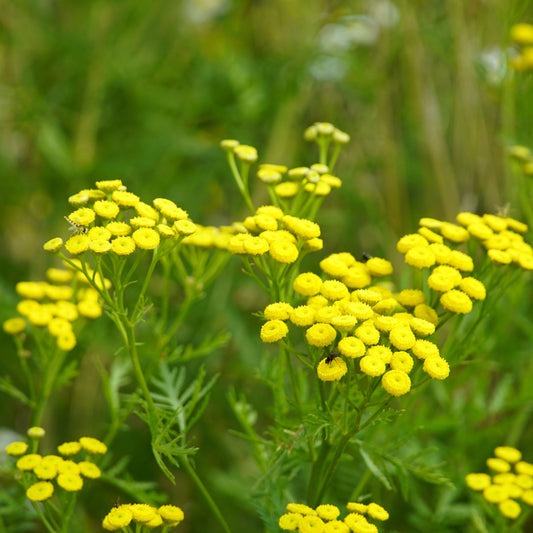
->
[388,326,416,350]
[338,336,366,358]
[359,356,386,377]
[256,204,284,219]
[409,317,435,336]
[488,249,512,265]
[90,239,111,254]
[293,272,323,296]
[57,331,77,351]
[94,200,120,219]
[158,504,185,524]
[298,514,325,533]
[447,250,474,271]
[411,339,440,359]
[57,473,83,491]
[487,458,511,473]
[355,289,381,305]
[286,218,321,239]
[418,226,443,243]
[290,306,316,327]
[306,322,337,347]
[397,233,429,253]
[96,179,122,191]
[366,502,389,520]
[243,236,269,255]
[316,306,341,324]
[275,181,300,198]
[414,303,439,325]
[44,237,64,253]
[111,237,136,256]
[130,504,157,523]
[320,255,350,278]
[260,320,289,343]
[34,462,58,480]
[3,317,26,335]
[103,506,133,531]
[321,280,349,301]
[58,441,82,456]
[58,460,80,475]
[26,481,54,502]
[65,235,90,255]
[381,370,411,396]
[79,436,107,454]
[365,257,393,276]
[132,228,160,250]
[467,222,494,240]
[153,198,188,220]
[429,243,452,263]
[16,454,42,471]
[343,301,373,321]
[466,473,492,491]
[112,190,140,207]
[264,302,293,321]
[324,520,349,532]
[495,447,522,463]
[390,351,414,373]
[440,222,469,242]
[6,441,29,456]
[396,289,425,307]
[234,144,258,163]
[483,484,509,503]
[499,499,521,519]
[68,207,95,227]
[255,214,278,231]
[106,221,132,236]
[342,266,371,289]
[78,461,102,479]
[355,323,380,345]
[129,216,156,228]
[269,240,299,263]
[286,503,317,516]
[88,227,111,242]
[317,356,348,381]
[366,345,392,363]
[440,289,473,314]
[135,201,159,220]
[316,504,340,520]
[428,266,462,292]
[331,314,357,331]
[145,514,164,528]
[157,224,176,238]
[405,246,436,269]
[423,357,450,379]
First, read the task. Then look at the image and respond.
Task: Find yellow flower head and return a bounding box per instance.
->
[299,514,325,533]
[315,504,340,520]
[320,280,349,301]
[414,303,439,326]
[234,144,258,163]
[440,289,473,314]
[290,306,316,327]
[260,320,289,343]
[390,351,414,373]
[57,473,83,492]
[360,355,386,377]
[243,235,269,255]
[153,198,188,220]
[26,481,54,502]
[495,446,522,463]
[448,250,474,271]
[6,441,29,456]
[423,356,450,380]
[381,370,411,396]
[365,257,393,277]
[355,322,380,346]
[58,441,82,456]
[132,228,160,250]
[337,336,366,359]
[44,237,64,253]
[396,289,425,307]
[264,302,293,321]
[79,436,107,454]
[397,234,429,253]
[293,272,323,296]
[405,246,436,269]
[269,240,299,263]
[103,506,133,531]
[130,503,158,523]
[499,499,522,519]
[94,200,120,219]
[3,317,27,335]
[466,473,492,491]
[78,461,102,479]
[106,221,132,236]
[279,512,303,531]
[317,356,348,382]
[306,323,337,347]
[130,216,156,228]
[367,502,389,521]
[112,190,140,208]
[487,457,511,473]
[286,503,317,516]
[483,484,509,503]
[65,234,90,255]
[275,182,300,198]
[388,326,416,351]
[411,339,440,359]
[89,239,111,255]
[111,236,136,256]
[16,454,42,471]
[158,504,185,524]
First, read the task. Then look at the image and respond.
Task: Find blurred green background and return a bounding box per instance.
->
[2,1,533,532]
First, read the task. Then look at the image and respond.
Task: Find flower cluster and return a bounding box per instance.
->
[5,430,106,502]
[465,446,533,519]
[278,500,388,532]
[509,22,533,72]
[102,503,185,531]
[2,265,106,351]
[43,179,197,257]
[228,205,322,264]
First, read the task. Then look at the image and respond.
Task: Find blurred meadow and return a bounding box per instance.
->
[1,1,533,532]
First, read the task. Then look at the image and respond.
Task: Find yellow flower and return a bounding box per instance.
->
[405,246,436,269]
[423,357,450,380]
[275,182,300,198]
[344,301,373,321]
[264,302,293,321]
[317,356,348,382]
[158,504,185,524]
[397,233,428,253]
[337,337,366,358]
[174,219,197,235]
[34,461,58,480]
[255,213,278,231]
[348,516,377,533]
[132,228,160,250]
[269,240,299,263]
[28,307,53,327]
[111,236,136,256]
[16,454,42,471]
[409,317,435,337]
[447,250,474,271]
[429,243,452,263]
[103,506,133,530]
[483,484,509,503]
[320,255,350,278]
[306,323,337,347]
[366,345,392,363]
[365,257,393,276]
[58,441,82,456]
[414,304,439,325]
[57,331,77,351]
[57,472,83,491]
[79,436,107,454]
[388,326,416,350]
[286,503,317,515]
[488,249,512,265]
[48,318,72,337]
[522,489,533,505]
[153,198,188,220]
[285,217,321,239]
[346,502,368,513]
[411,339,440,359]
[44,237,64,253]
[396,289,425,307]
[359,356,386,377]
[157,224,176,238]
[3,317,27,335]
[26,481,54,502]
[321,280,349,301]
[467,222,494,240]
[355,323,380,345]
[95,179,122,191]
[68,207,95,227]
[279,512,303,531]
[487,457,511,473]
[440,289,473,314]
[428,265,462,292]
[290,306,316,326]
[234,144,258,163]
[440,222,469,243]
[78,461,102,479]
[418,226,443,244]
[129,216,156,228]
[6,441,29,456]
[243,236,269,255]
[324,521,349,533]
[499,499,521,519]
[130,503,157,523]
[65,234,90,255]
[260,320,289,343]
[256,204,284,219]
[390,351,414,373]
[495,446,522,463]
[315,504,340,520]
[316,306,341,324]
[106,221,132,236]
[465,473,492,491]
[367,502,389,520]
[298,514,325,533]
[511,23,533,44]
[94,200,120,219]
[90,239,111,254]
[293,272,323,296]
[331,315,357,331]
[381,370,411,396]
[111,190,140,207]
[355,289,381,305]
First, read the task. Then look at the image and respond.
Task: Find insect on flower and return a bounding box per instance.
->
[64,216,88,235]
[361,252,373,263]
[325,349,340,364]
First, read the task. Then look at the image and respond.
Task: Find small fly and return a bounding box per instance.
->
[64,215,88,235]
[361,252,373,263]
[325,349,340,364]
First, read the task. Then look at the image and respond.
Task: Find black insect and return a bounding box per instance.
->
[64,215,88,235]
[325,349,340,364]
[361,252,373,263]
